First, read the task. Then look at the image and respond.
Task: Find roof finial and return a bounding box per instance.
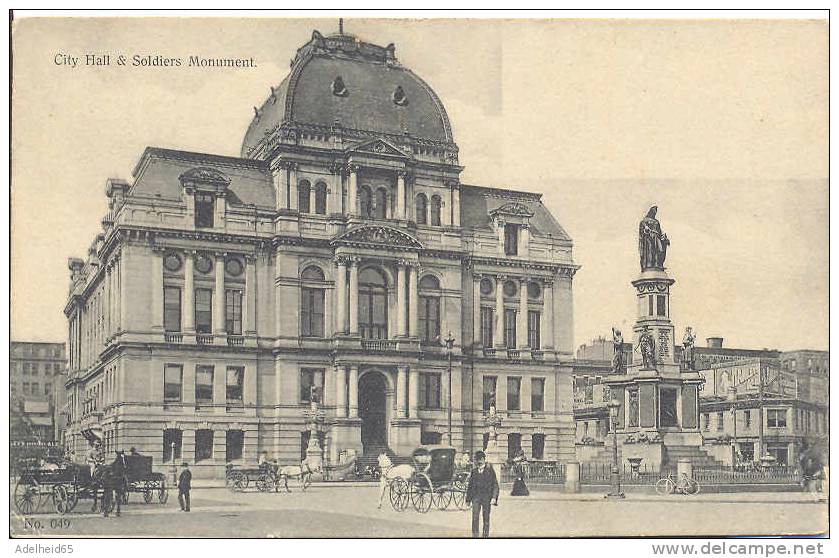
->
[339,18,344,35]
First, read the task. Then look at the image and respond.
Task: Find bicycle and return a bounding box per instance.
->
[655,471,700,495]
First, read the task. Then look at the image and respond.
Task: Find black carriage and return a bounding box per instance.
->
[225,462,280,492]
[389,445,470,513]
[121,455,168,504]
[14,461,119,516]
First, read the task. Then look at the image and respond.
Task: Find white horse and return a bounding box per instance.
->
[377,453,415,509]
[278,458,321,493]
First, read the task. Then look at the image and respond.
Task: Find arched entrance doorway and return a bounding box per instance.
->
[359,371,388,453]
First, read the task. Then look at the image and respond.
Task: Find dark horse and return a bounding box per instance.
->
[92,453,127,517]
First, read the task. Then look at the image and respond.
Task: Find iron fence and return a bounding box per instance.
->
[579,462,801,485]
[499,461,566,484]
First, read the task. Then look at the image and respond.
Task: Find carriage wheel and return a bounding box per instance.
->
[64,486,79,513]
[231,473,248,492]
[432,489,452,510]
[685,478,700,495]
[52,485,72,515]
[452,475,470,510]
[389,478,410,512]
[655,477,675,496]
[104,492,117,514]
[14,476,41,515]
[410,479,432,514]
[143,488,153,503]
[256,474,275,493]
[158,480,169,504]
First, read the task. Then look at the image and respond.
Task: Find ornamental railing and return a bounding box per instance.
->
[196,334,214,345]
[164,332,183,343]
[227,335,244,347]
[361,339,398,351]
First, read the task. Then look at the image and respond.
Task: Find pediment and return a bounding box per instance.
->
[332,225,422,250]
[489,202,534,219]
[179,167,231,186]
[346,137,412,160]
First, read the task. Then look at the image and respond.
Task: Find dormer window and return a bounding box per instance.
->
[332,76,348,97]
[195,192,215,228]
[504,224,519,256]
[393,85,408,106]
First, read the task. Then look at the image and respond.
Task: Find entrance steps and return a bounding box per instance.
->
[357,443,412,473]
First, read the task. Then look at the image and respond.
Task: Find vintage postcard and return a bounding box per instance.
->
[8,12,829,544]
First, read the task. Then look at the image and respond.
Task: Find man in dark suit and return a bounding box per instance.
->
[178,462,192,512]
[465,450,499,538]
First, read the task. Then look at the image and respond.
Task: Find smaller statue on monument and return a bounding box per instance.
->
[639,206,670,271]
[611,327,625,374]
[309,385,320,411]
[488,390,497,417]
[638,326,657,370]
[682,327,697,371]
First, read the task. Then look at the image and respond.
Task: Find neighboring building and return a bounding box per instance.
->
[9,341,66,441]
[63,29,578,477]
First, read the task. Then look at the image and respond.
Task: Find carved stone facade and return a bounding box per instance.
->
[63,29,577,478]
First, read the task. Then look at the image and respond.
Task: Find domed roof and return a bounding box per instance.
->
[241,31,454,158]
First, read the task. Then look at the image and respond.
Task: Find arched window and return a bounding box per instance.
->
[418,275,441,345]
[314,182,327,215]
[430,195,442,226]
[358,267,388,339]
[359,186,373,218]
[298,180,311,213]
[415,193,428,225]
[375,188,388,219]
[301,265,325,337]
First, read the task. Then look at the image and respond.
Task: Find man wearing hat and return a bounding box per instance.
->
[465,450,499,538]
[178,462,192,512]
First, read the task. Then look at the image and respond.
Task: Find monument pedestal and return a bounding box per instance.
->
[390,419,421,456]
[329,418,362,462]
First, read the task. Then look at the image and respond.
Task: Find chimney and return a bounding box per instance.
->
[706,337,724,349]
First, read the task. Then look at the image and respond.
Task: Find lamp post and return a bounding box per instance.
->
[729,387,738,470]
[444,331,455,446]
[170,442,177,486]
[605,400,625,499]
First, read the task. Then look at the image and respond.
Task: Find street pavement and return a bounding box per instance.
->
[10,485,828,538]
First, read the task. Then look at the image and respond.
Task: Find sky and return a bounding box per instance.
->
[10,17,828,351]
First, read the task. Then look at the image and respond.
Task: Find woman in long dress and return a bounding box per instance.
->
[510,449,529,496]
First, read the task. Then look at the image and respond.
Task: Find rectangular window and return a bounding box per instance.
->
[300,288,325,337]
[164,364,183,403]
[163,429,182,462]
[527,310,541,349]
[22,363,30,375]
[648,295,654,316]
[744,409,752,428]
[702,413,709,431]
[226,366,244,405]
[44,383,52,396]
[163,287,182,332]
[507,377,521,411]
[531,378,545,412]
[482,376,497,411]
[32,382,39,395]
[195,429,214,461]
[480,307,494,348]
[507,433,522,460]
[766,443,789,465]
[300,368,325,403]
[225,430,244,462]
[716,411,725,431]
[421,431,442,445]
[22,382,30,395]
[225,289,243,335]
[195,288,213,334]
[419,297,441,344]
[504,224,519,256]
[656,295,666,316]
[419,373,441,409]
[532,434,545,460]
[767,409,787,428]
[195,192,215,228]
[195,366,214,405]
[504,309,517,349]
[628,388,639,427]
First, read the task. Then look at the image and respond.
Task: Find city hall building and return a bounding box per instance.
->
[63,30,578,477]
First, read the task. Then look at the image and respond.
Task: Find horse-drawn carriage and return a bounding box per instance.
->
[386,445,470,513]
[121,454,168,504]
[13,461,120,515]
[226,458,319,492]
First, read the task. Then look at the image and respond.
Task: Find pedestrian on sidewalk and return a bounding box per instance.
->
[510,449,530,496]
[178,462,192,512]
[466,451,499,538]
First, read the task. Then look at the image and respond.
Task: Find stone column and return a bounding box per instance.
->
[183,252,195,332]
[213,253,226,335]
[272,166,286,210]
[450,182,461,227]
[348,258,359,335]
[216,192,226,228]
[151,248,164,331]
[408,264,419,337]
[396,171,406,220]
[542,280,554,349]
[347,165,359,215]
[518,277,528,348]
[288,163,299,211]
[309,185,316,215]
[396,262,407,337]
[520,223,530,258]
[472,274,482,348]
[335,258,347,334]
[397,365,408,418]
[348,365,359,418]
[244,256,256,336]
[274,251,283,338]
[494,275,505,348]
[335,365,347,418]
[408,367,419,419]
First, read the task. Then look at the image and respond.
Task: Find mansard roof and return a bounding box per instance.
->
[459,184,571,241]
